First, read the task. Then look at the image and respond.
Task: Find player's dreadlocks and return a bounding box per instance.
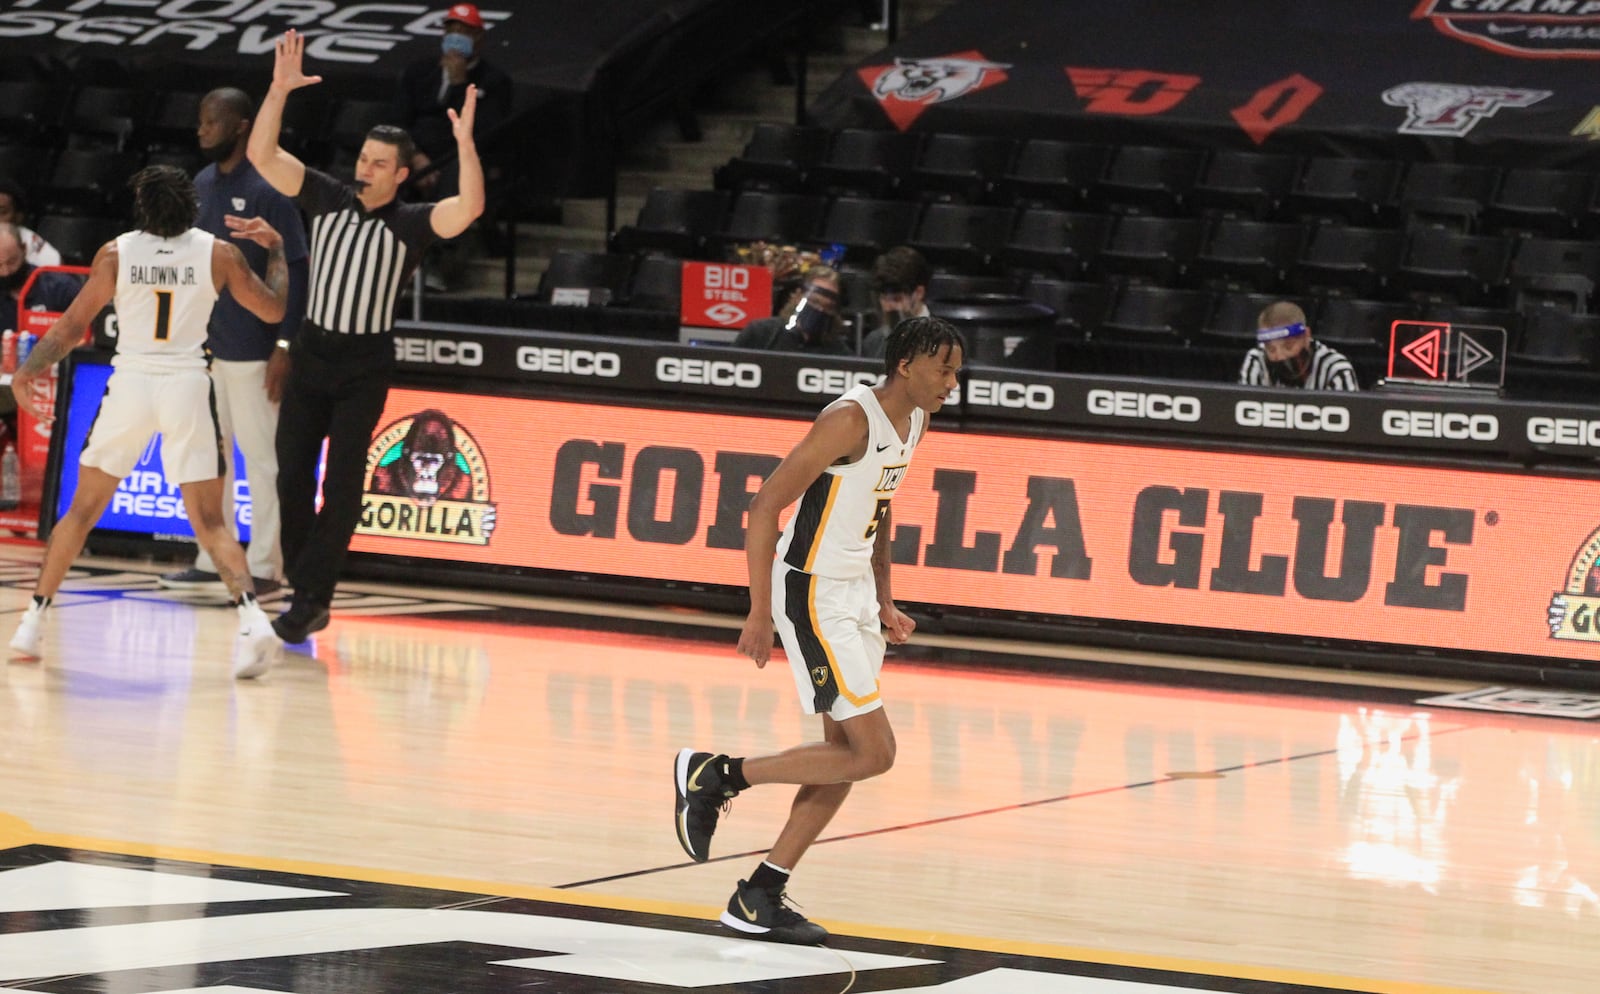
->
[883,315,966,377]
[129,165,198,239]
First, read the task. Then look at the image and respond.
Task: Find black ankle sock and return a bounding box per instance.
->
[749,860,789,893]
[32,595,49,609]
[721,756,751,792]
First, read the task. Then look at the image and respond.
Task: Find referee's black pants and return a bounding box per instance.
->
[275,329,393,607]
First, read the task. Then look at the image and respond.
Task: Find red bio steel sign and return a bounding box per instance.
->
[679,262,772,329]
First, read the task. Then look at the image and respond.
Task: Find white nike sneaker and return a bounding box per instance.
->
[9,600,45,658]
[232,600,280,679]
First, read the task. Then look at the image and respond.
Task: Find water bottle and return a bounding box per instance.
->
[1,442,20,506]
[2,331,14,374]
[16,332,33,368]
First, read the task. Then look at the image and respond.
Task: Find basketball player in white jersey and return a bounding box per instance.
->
[674,316,966,944]
[8,165,290,679]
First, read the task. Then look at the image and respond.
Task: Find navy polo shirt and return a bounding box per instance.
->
[195,159,309,361]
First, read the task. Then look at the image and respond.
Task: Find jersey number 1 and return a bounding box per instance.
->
[153,290,172,341]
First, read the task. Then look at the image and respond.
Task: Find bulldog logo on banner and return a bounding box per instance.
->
[858,51,1010,130]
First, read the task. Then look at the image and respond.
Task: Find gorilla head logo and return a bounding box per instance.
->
[371,409,472,507]
[872,56,1010,104]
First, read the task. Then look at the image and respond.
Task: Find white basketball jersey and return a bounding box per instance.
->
[113,229,217,371]
[776,384,925,579]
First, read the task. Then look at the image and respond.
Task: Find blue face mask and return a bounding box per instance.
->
[441,33,474,58]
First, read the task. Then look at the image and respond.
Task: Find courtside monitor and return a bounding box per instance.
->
[1385,319,1506,391]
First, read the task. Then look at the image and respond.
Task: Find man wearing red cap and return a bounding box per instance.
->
[394,3,512,201]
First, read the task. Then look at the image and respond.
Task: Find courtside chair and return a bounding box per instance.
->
[1486,168,1591,238]
[994,138,1112,210]
[1189,149,1299,220]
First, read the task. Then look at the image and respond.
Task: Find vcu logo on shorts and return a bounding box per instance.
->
[811,665,830,687]
[358,409,498,546]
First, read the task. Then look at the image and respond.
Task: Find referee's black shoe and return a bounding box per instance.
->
[272,598,330,644]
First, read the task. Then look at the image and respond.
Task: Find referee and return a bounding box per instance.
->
[1238,300,1359,392]
[248,29,485,642]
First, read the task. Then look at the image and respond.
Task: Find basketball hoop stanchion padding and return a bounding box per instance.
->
[6,265,91,535]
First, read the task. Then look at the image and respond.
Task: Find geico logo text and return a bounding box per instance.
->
[1526,417,1600,447]
[1382,410,1499,441]
[798,368,880,394]
[517,347,621,377]
[1235,400,1349,432]
[966,379,1055,410]
[394,337,483,367]
[655,357,761,388]
[1086,389,1201,422]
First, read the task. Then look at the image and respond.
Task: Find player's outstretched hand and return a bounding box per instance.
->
[273,30,324,92]
[224,215,282,249]
[448,85,478,146]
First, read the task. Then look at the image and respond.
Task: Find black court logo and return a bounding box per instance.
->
[358,409,498,546]
[1414,1,1600,58]
[1548,525,1600,642]
[857,51,1010,131]
[0,844,1356,994]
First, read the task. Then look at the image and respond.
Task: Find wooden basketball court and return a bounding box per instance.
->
[0,545,1594,994]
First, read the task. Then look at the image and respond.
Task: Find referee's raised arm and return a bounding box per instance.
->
[429,84,485,239]
[248,30,321,199]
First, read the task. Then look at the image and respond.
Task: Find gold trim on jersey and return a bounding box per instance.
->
[805,572,881,709]
[798,475,842,574]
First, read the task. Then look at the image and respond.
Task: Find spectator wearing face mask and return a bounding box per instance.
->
[1239,300,1359,391]
[732,266,851,355]
[393,3,512,200]
[859,246,931,360]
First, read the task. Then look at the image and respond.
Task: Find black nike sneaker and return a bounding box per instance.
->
[673,748,738,862]
[719,879,829,945]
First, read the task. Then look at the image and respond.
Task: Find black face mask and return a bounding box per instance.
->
[786,298,835,343]
[1266,348,1312,386]
[199,139,234,164]
[0,264,32,295]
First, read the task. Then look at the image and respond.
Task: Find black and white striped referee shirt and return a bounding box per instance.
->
[294,168,438,336]
[1238,340,1360,391]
